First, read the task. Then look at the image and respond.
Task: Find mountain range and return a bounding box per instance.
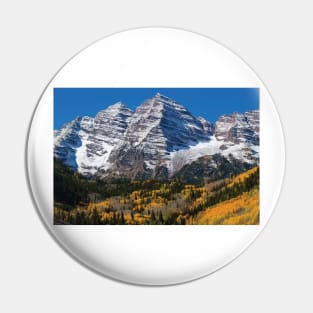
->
[54,93,259,182]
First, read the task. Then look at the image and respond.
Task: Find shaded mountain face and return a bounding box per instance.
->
[173,153,254,184]
[54,93,259,182]
[54,117,82,171]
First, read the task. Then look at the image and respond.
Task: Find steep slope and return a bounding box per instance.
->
[54,117,83,170]
[192,188,259,225]
[54,102,133,175]
[104,93,213,179]
[76,102,133,175]
[191,167,259,224]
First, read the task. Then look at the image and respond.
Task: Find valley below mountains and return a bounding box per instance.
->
[54,92,259,225]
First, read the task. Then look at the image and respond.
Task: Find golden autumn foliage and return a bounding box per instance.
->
[189,188,259,225]
[227,167,258,188]
[54,166,259,225]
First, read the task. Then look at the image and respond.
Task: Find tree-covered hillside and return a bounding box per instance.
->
[54,158,259,225]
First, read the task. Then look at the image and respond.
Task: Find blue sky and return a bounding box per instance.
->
[54,88,259,130]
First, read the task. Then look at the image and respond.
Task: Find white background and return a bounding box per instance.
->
[0,0,312,312]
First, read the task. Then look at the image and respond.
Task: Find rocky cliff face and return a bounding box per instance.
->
[215,111,259,145]
[54,102,133,175]
[54,117,82,171]
[54,93,259,181]
[106,93,213,179]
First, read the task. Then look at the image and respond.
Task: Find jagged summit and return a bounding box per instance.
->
[152,92,188,112]
[215,110,259,145]
[105,101,131,112]
[54,93,259,179]
[95,101,133,119]
[154,92,177,102]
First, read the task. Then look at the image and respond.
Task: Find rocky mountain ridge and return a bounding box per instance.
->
[54,93,259,181]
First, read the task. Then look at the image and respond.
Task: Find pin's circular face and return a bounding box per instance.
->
[27,28,285,285]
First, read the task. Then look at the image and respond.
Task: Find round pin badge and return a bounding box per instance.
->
[27,28,285,285]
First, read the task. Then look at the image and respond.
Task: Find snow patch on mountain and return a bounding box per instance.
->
[168,136,259,175]
[169,137,220,174]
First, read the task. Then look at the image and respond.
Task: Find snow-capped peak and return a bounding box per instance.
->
[154,92,176,102]
[105,101,129,111]
[153,92,188,112]
[96,101,133,118]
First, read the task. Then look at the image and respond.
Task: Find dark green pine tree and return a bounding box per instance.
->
[90,208,100,225]
[150,210,156,223]
[75,211,82,224]
[120,211,125,225]
[112,211,117,225]
[80,211,86,224]
[158,211,164,224]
